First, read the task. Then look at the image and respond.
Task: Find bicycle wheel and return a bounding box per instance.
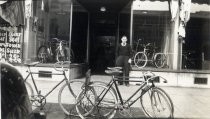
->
[154,53,166,68]
[90,84,118,119]
[92,81,117,98]
[152,87,174,117]
[140,87,173,118]
[76,87,97,118]
[58,80,84,116]
[37,46,49,63]
[134,52,147,68]
[24,81,38,110]
[24,81,34,102]
[140,88,154,117]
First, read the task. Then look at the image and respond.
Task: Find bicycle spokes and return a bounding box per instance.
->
[151,90,171,118]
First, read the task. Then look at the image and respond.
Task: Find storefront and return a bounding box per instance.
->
[0,0,209,73]
[0,1,24,64]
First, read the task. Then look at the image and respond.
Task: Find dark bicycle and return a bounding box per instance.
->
[76,67,174,119]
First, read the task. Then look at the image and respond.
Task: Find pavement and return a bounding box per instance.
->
[26,75,210,119]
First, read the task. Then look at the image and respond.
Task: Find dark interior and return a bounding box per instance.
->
[89,13,118,74]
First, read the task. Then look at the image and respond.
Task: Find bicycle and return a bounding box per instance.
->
[76,67,174,119]
[23,61,83,116]
[134,42,166,68]
[37,38,74,63]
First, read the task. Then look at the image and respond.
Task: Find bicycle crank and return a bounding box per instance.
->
[31,95,46,108]
[118,105,132,117]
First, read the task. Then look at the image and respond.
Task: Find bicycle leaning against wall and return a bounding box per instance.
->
[24,61,83,116]
[37,38,74,63]
[75,67,174,119]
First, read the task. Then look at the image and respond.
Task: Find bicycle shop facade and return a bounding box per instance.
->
[0,0,210,86]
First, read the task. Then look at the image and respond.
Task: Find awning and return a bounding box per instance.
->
[140,0,209,5]
[0,1,24,26]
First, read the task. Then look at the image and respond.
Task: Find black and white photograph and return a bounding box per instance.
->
[0,0,210,119]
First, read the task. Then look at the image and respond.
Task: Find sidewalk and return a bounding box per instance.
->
[27,75,210,119]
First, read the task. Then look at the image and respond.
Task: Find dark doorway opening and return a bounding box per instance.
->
[184,18,210,69]
[89,13,118,74]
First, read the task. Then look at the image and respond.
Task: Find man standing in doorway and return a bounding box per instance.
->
[116,35,132,86]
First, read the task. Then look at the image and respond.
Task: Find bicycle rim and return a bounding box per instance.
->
[140,89,154,117]
[134,52,147,68]
[76,88,97,118]
[92,81,118,100]
[152,87,174,117]
[58,80,84,116]
[151,88,173,118]
[90,84,118,119]
[24,82,34,107]
[154,54,166,68]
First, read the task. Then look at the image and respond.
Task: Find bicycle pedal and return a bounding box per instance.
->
[33,111,47,119]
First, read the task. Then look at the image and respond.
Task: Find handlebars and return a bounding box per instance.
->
[50,38,68,45]
[142,71,167,83]
[53,61,71,72]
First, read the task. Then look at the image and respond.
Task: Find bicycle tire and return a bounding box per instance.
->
[92,81,118,100]
[24,81,38,110]
[134,52,148,68]
[89,84,118,119]
[153,87,174,117]
[24,81,34,102]
[140,87,173,118]
[37,46,49,63]
[58,80,84,116]
[154,53,166,68]
[76,87,97,118]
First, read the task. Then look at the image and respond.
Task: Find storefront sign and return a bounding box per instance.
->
[0,30,22,63]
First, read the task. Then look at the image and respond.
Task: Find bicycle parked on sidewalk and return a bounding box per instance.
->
[23,61,83,116]
[76,67,174,119]
[37,38,74,63]
[134,41,166,68]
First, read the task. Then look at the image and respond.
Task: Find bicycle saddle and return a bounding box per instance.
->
[105,69,122,75]
[107,67,122,70]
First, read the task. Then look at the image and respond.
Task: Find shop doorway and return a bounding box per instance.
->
[89,13,117,74]
[75,0,131,74]
[184,18,210,69]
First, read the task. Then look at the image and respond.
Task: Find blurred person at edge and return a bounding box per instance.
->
[116,36,132,86]
[1,62,32,119]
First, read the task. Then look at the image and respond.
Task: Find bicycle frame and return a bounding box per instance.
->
[24,65,70,99]
[96,75,156,108]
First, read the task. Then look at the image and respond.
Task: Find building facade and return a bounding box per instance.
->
[0,0,209,73]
